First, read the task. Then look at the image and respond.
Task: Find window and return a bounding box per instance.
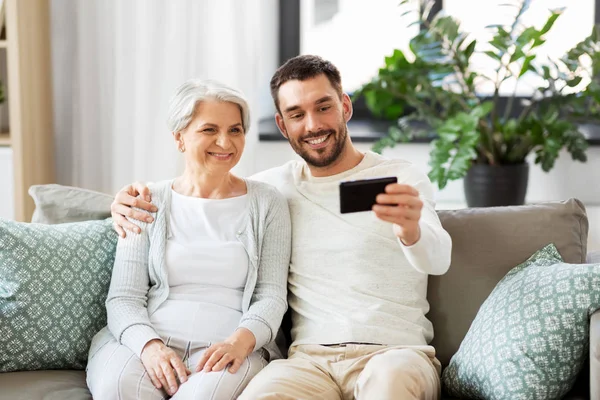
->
[281,0,598,96]
[444,0,596,96]
[299,0,421,93]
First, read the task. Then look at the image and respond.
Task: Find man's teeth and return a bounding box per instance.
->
[308,136,328,145]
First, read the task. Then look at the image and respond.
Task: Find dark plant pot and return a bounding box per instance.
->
[464,163,529,207]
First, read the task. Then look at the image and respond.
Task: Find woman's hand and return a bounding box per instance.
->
[140,339,190,396]
[111,181,157,237]
[196,328,256,374]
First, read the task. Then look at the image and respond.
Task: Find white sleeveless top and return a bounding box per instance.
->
[149,189,250,344]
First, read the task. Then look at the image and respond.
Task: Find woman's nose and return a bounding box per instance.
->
[215,132,231,148]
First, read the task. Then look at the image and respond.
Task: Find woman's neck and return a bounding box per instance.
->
[173,170,246,199]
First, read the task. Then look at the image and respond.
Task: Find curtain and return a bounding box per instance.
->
[50,0,271,194]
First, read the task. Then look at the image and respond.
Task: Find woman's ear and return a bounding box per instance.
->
[173,131,185,152]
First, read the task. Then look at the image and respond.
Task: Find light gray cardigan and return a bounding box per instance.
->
[88,179,291,361]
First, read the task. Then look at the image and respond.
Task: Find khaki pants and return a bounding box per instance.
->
[239,344,441,400]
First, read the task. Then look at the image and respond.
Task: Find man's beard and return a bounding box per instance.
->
[287,123,348,168]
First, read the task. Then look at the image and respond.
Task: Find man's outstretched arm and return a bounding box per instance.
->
[111,182,157,237]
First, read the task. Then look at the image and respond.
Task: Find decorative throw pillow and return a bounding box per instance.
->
[442,243,600,400]
[0,218,117,372]
[28,184,113,224]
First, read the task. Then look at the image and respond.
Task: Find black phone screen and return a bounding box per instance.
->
[339,176,398,214]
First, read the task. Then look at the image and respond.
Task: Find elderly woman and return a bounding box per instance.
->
[86,80,291,400]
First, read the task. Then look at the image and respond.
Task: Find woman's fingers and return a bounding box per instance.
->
[203,349,225,372]
[211,353,234,372]
[146,368,162,390]
[171,357,189,384]
[196,347,214,372]
[154,366,170,393]
[160,361,179,395]
[228,357,244,374]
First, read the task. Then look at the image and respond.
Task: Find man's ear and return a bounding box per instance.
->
[342,93,353,123]
[275,113,289,139]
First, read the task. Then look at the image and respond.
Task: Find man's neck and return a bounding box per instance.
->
[307,144,365,178]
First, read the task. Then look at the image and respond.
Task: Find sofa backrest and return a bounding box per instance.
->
[429,198,589,366]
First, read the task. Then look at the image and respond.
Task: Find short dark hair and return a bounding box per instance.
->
[270,55,343,113]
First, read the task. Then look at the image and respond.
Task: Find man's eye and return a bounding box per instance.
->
[320,106,331,112]
[290,114,302,119]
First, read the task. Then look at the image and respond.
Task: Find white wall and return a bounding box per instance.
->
[0,147,14,219]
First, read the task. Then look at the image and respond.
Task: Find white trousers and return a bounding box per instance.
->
[86,335,267,400]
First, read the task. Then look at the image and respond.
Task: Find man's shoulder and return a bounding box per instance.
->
[250,160,301,189]
[364,152,422,176]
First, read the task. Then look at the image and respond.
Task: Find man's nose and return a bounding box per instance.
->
[305,113,323,133]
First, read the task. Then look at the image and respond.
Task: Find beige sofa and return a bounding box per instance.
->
[0,197,597,400]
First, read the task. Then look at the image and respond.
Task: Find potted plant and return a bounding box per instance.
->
[354,0,600,207]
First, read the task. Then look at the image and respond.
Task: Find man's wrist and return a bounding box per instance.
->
[398,226,421,246]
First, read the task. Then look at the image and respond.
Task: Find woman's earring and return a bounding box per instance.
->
[179,142,185,153]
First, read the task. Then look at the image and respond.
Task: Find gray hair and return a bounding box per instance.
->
[167,79,251,133]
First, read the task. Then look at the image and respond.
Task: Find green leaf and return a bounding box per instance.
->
[540,9,563,35]
[519,55,535,77]
[567,76,583,87]
[484,50,502,61]
[464,40,477,60]
[384,103,405,120]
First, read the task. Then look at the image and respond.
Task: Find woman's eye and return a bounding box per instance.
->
[230,128,242,134]
[203,128,216,133]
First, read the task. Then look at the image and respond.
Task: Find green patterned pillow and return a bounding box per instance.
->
[0,218,117,372]
[442,243,600,400]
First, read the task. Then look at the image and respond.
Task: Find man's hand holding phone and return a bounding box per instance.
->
[373,183,423,246]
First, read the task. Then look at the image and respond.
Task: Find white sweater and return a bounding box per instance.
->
[251,151,452,348]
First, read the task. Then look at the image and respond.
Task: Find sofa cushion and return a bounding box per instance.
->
[429,199,589,366]
[0,370,91,400]
[441,243,600,400]
[0,218,117,372]
[28,184,112,224]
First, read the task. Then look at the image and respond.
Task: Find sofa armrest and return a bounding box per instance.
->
[588,251,600,264]
[591,309,600,400]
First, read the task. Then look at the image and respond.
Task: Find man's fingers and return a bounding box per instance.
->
[228,358,243,374]
[373,205,420,220]
[171,358,189,384]
[212,353,234,372]
[113,202,153,225]
[384,183,419,196]
[376,194,423,209]
[112,221,126,238]
[112,210,142,234]
[133,182,152,202]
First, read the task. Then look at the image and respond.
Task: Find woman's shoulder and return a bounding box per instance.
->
[246,179,289,213]
[246,179,285,201]
[147,179,174,204]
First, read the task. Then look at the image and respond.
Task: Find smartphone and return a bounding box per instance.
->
[339,176,398,214]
